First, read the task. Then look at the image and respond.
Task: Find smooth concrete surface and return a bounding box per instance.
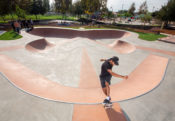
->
[0,36,148,87]
[0,53,168,104]
[119,59,175,121]
[0,27,175,121]
[0,74,73,121]
[0,31,5,36]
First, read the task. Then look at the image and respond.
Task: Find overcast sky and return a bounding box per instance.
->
[50,0,168,12]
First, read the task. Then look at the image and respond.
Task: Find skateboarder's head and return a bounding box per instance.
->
[110,56,119,66]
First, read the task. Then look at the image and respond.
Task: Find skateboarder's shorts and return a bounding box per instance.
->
[99,75,112,88]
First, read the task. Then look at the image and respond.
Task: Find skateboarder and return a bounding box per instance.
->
[99,56,128,105]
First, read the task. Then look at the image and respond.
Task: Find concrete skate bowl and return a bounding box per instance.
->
[108,40,136,54]
[29,28,130,39]
[25,38,55,52]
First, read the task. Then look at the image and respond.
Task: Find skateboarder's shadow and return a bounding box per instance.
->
[105,108,131,121]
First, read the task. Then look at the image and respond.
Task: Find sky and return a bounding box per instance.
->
[50,0,168,12]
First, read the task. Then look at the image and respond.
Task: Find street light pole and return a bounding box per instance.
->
[121,0,124,21]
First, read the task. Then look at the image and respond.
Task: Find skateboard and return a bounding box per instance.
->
[103,102,113,109]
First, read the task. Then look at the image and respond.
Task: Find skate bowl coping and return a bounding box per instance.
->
[25,38,55,52]
[29,28,130,39]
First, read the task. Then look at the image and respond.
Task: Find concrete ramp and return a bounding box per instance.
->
[25,39,55,52]
[108,40,136,54]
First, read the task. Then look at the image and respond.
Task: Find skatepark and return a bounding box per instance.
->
[0,27,175,121]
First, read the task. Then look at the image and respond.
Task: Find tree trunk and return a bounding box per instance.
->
[165,21,168,28]
[143,20,146,30]
[161,21,165,30]
[35,15,38,20]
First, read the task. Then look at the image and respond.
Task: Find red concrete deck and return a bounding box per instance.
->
[0,45,24,52]
[73,103,126,121]
[29,28,129,39]
[0,53,168,103]
[136,46,175,56]
[79,49,101,88]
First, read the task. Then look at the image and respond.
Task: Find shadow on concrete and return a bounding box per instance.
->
[105,108,129,121]
[122,109,131,121]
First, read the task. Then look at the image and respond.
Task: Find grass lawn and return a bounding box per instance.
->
[0,14,77,23]
[0,30,22,40]
[136,32,167,41]
[0,20,8,24]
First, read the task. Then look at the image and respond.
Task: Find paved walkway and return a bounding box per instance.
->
[0,31,5,36]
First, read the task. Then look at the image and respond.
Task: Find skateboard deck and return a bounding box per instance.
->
[103,103,113,109]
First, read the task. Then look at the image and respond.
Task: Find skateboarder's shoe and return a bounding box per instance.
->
[102,99,109,105]
[109,97,111,101]
[103,100,113,109]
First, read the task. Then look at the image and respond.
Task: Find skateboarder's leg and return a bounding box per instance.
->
[105,81,110,97]
[102,87,107,96]
[105,76,112,100]
[100,76,107,95]
[100,76,112,102]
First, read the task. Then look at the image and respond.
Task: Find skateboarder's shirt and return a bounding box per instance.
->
[100,60,113,77]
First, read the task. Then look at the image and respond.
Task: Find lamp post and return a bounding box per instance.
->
[152,6,155,12]
[121,0,124,21]
[110,6,115,24]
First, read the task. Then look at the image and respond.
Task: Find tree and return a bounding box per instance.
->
[99,0,108,18]
[81,0,107,15]
[0,0,34,20]
[0,0,11,21]
[43,0,50,12]
[168,0,175,21]
[55,0,72,14]
[55,0,66,14]
[124,12,132,17]
[107,11,114,19]
[30,0,46,19]
[65,0,72,12]
[138,1,148,14]
[18,0,33,14]
[72,1,84,18]
[16,5,26,19]
[55,0,68,20]
[151,11,159,18]
[157,0,175,29]
[141,13,152,24]
[128,3,135,16]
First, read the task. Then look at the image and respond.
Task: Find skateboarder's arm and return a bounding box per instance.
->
[107,69,128,79]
